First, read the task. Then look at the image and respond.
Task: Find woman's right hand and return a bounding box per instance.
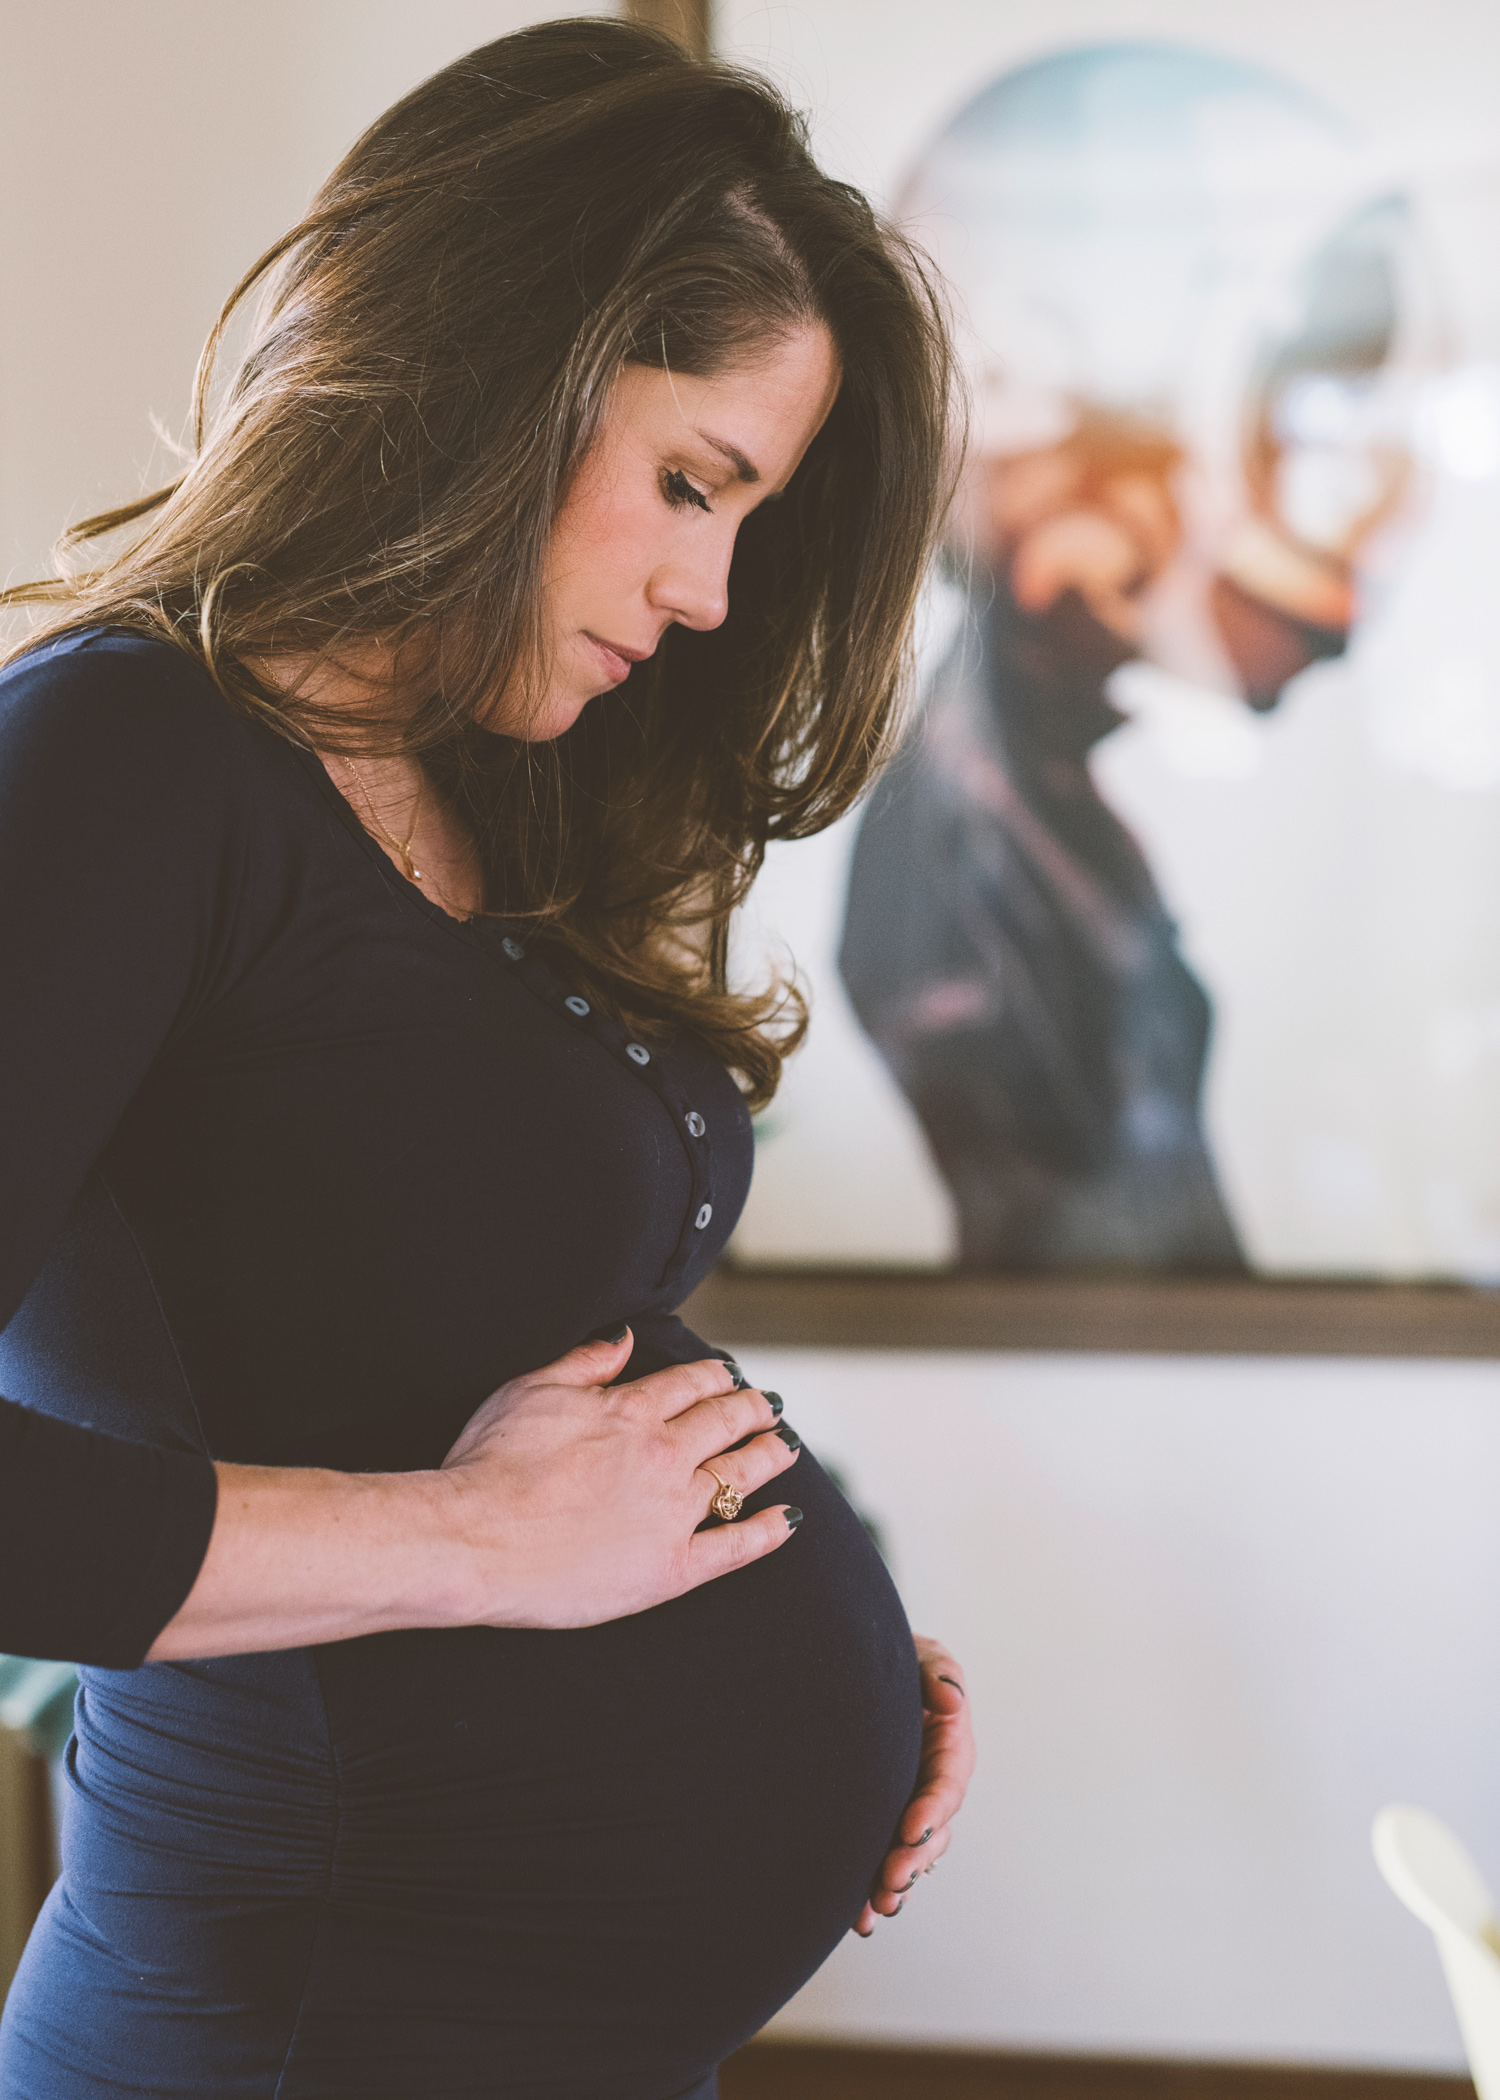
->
[436,1329,800,1629]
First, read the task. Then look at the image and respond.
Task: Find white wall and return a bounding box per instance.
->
[715,0,1500,221]
[720,1344,1500,2071]
[0,1,619,589]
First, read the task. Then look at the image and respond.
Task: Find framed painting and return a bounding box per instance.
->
[693,0,1500,1346]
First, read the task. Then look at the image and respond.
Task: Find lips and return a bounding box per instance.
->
[584,633,653,685]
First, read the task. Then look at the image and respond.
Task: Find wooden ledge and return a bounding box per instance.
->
[718,2043,1473,2100]
[682,1268,1500,1359]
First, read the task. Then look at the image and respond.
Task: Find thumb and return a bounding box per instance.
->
[919,1660,967,1715]
[915,1637,966,1709]
[546,1325,634,1388]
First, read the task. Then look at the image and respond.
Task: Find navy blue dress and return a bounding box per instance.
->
[0,632,920,2098]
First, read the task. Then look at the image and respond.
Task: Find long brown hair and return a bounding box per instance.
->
[3,18,958,1105]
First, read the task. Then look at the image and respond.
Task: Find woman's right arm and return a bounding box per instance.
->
[2,1327,797,1665]
[0,1395,217,1663]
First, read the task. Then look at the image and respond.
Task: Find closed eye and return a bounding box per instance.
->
[663,468,712,515]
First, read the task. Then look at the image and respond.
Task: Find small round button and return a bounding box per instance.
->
[564,995,590,1018]
[694,1203,713,1230]
[625,1043,650,1065]
[501,937,525,961]
[685,1111,706,1138]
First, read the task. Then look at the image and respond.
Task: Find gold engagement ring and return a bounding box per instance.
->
[702,1466,743,1522]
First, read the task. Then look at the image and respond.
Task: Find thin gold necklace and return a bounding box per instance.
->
[342,758,425,882]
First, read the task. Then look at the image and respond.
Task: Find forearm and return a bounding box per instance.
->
[146,1462,476,1660]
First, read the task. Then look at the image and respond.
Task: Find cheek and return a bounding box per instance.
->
[547,474,663,609]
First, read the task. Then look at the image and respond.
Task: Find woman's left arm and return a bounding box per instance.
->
[855,1633,976,1934]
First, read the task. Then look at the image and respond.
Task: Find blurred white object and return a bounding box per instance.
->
[1373,1804,1500,2095]
[1107,660,1265,779]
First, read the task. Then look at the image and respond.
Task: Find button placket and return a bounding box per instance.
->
[480,920,716,1290]
[629,1048,716,1287]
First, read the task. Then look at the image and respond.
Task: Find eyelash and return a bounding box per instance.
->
[662,468,712,515]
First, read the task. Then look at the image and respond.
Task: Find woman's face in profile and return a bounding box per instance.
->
[500,322,841,740]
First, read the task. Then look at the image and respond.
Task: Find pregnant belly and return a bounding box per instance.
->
[17,1454,918,2100]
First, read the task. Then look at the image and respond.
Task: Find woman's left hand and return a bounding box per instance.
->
[855,1633,975,1935]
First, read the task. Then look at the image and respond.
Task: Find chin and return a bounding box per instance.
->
[483,688,596,741]
[532,691,600,741]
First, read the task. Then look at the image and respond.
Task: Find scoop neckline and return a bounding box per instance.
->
[287,740,485,934]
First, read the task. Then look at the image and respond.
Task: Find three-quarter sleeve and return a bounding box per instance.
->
[0,1396,217,1664]
[0,634,243,1663]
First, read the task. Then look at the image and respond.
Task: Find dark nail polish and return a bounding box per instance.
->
[937,1675,966,1698]
[903,1872,919,1890]
[894,1897,905,1914]
[590,1320,629,1345]
[914,1827,933,1846]
[784,1506,804,1529]
[722,1359,749,1389]
[776,1424,801,1450]
[763,1390,784,1416]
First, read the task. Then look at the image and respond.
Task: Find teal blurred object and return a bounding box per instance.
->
[0,1657,77,1762]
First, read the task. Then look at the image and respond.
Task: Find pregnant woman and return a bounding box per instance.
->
[0,20,972,2099]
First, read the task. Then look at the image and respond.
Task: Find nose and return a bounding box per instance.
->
[648,529,733,633]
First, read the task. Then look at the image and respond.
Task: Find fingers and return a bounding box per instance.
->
[862,1822,952,1929]
[854,1636,969,1939]
[859,1848,948,1931]
[872,1819,953,1902]
[683,1502,803,1586]
[667,1378,784,1460]
[905,1639,976,1840]
[621,1354,742,1422]
[899,1722,975,1850]
[914,1632,966,1705]
[539,1329,636,1388]
[695,1424,799,1517]
[892,1712,976,1869]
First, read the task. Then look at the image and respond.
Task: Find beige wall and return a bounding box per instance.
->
[0,2,619,589]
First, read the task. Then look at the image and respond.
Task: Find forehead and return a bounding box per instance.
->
[616,325,841,476]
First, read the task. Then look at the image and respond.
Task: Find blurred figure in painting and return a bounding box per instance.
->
[840,46,1418,1268]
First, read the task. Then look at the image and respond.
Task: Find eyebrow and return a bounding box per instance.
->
[699,433,761,484]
